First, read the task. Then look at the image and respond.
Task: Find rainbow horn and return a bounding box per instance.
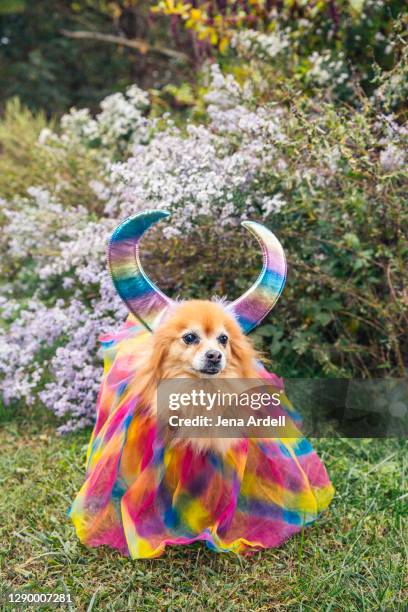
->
[226,221,287,333]
[108,210,173,331]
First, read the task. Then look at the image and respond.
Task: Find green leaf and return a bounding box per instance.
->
[315,311,332,326]
[344,232,361,249]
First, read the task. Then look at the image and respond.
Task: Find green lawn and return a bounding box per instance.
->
[0,406,406,611]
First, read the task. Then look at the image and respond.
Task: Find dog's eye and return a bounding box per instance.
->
[218,334,228,346]
[182,332,200,345]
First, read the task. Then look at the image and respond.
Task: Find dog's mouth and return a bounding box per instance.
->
[199,366,221,375]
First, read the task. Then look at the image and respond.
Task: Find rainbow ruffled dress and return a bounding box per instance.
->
[70,319,334,559]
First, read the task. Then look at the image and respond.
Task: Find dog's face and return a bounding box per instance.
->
[168,318,229,377]
[149,300,258,380]
[134,300,261,454]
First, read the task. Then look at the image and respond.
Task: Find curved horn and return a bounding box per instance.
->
[227,222,287,333]
[108,210,173,331]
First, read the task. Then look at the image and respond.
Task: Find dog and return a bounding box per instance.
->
[70,211,334,559]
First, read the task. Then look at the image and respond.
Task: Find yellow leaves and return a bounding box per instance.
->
[151,0,192,18]
[190,8,202,21]
[170,2,228,50]
[209,29,218,45]
[150,0,266,52]
[185,16,204,30]
[219,36,229,54]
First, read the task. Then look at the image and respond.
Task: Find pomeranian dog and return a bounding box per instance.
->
[70,211,335,559]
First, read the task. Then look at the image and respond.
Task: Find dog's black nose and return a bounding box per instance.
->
[205,350,222,363]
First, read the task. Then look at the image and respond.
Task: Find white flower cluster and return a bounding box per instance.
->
[379,143,406,172]
[38,301,121,434]
[231,29,289,62]
[39,84,151,155]
[0,187,126,432]
[377,114,407,172]
[0,293,124,433]
[106,65,287,235]
[307,50,349,90]
[0,187,89,262]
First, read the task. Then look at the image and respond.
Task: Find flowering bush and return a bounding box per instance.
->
[108,66,288,235]
[0,187,125,432]
[151,0,407,100]
[0,57,407,431]
[42,84,151,158]
[0,72,288,431]
[231,28,289,62]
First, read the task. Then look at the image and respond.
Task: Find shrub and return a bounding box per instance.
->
[0,98,103,209]
[0,61,406,431]
[152,0,408,97]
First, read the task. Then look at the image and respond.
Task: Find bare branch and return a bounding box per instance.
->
[60,29,189,62]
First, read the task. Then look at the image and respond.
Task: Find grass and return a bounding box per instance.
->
[0,406,406,611]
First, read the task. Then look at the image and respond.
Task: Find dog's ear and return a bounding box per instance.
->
[229,332,258,378]
[133,334,169,413]
[146,334,169,382]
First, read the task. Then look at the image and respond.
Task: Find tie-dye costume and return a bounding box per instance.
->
[70,319,334,559]
[70,210,334,558]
